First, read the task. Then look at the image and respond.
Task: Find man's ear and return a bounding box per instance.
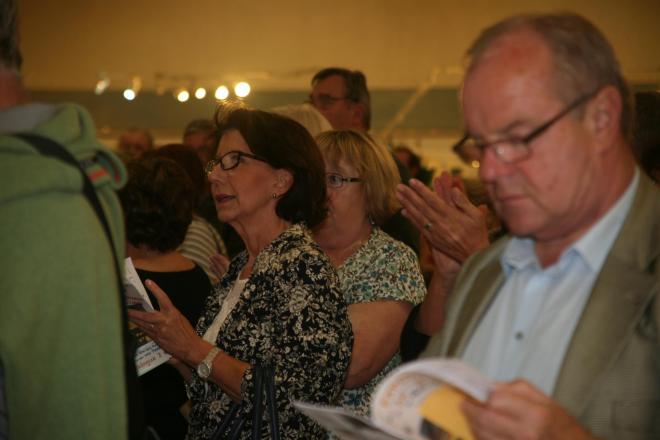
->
[586,85,622,149]
[351,103,366,130]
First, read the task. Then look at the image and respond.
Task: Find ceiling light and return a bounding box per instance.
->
[176,89,190,102]
[123,88,136,101]
[234,81,251,98]
[95,78,110,95]
[194,87,207,99]
[215,85,229,100]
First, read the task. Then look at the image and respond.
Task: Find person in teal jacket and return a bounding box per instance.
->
[0,1,132,438]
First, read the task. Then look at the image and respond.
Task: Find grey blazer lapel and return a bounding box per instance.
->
[447,255,505,357]
[552,264,655,416]
[553,174,660,416]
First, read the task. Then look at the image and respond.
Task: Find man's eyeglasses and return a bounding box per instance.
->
[308,93,353,108]
[326,172,362,188]
[205,150,268,174]
[452,89,600,165]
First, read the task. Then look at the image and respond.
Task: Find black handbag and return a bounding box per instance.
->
[211,364,280,440]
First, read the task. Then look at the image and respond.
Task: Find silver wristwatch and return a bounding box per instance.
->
[196,347,220,380]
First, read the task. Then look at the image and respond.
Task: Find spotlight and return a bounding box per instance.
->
[176,89,190,102]
[194,87,207,99]
[95,78,110,95]
[234,81,251,98]
[123,88,136,101]
[214,85,229,100]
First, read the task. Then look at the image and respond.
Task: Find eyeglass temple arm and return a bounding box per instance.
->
[452,133,469,152]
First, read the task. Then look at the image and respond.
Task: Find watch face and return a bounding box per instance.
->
[197,347,219,379]
[198,363,211,378]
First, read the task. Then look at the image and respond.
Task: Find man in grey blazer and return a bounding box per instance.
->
[420,13,659,440]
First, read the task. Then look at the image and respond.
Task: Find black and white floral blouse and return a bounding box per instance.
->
[186,223,353,440]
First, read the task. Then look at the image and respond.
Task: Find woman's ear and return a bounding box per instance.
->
[274,169,293,194]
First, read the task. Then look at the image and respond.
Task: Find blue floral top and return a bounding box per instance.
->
[337,228,426,416]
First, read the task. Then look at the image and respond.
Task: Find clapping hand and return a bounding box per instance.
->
[396,172,490,264]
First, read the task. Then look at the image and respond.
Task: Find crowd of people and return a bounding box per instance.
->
[1,1,659,439]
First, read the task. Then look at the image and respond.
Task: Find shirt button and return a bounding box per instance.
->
[515,331,524,340]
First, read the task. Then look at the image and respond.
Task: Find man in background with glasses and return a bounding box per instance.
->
[310,67,420,255]
[421,13,659,439]
[309,67,371,132]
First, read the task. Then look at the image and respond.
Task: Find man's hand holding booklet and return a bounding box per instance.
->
[294,358,493,440]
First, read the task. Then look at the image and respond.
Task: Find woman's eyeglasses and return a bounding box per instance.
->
[326,172,362,188]
[205,150,268,174]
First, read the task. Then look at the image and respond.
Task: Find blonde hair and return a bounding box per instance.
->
[315,130,399,225]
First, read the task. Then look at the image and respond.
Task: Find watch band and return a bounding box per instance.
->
[196,347,220,380]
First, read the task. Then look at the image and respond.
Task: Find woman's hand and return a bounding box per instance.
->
[168,356,194,382]
[396,173,490,264]
[130,280,249,402]
[128,279,202,363]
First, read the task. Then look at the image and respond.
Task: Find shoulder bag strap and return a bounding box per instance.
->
[13,133,148,440]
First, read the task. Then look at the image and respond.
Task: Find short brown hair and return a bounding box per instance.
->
[466,13,633,140]
[120,156,194,252]
[315,130,399,225]
[312,67,371,130]
[215,103,328,227]
[146,143,206,208]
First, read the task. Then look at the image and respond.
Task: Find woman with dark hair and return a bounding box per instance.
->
[147,144,227,283]
[119,156,212,439]
[129,106,353,439]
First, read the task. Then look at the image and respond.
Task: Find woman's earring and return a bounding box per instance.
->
[272,193,278,199]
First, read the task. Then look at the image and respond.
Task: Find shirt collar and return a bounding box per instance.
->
[572,168,639,271]
[501,168,640,274]
[501,237,537,275]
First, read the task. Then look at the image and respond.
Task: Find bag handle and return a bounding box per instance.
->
[250,364,280,440]
[264,365,280,440]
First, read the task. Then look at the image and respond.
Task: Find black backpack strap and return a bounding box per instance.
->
[15,134,119,269]
[0,359,7,440]
[13,133,148,440]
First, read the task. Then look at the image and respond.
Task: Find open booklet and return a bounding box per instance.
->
[124,257,171,376]
[294,358,493,440]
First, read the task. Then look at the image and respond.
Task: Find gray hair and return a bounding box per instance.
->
[466,12,633,140]
[183,118,216,138]
[271,103,332,138]
[0,0,22,71]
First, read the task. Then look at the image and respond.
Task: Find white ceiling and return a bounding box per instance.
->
[18,0,660,92]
